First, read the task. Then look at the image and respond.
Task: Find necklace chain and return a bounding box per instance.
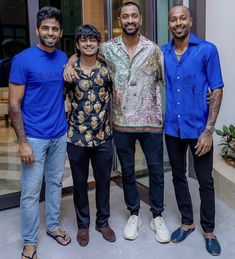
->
[174,46,188,56]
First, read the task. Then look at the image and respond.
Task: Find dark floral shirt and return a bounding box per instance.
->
[66,59,112,147]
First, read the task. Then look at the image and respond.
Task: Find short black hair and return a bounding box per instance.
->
[75,24,101,43]
[168,5,191,20]
[75,24,101,56]
[37,6,63,29]
[119,1,141,16]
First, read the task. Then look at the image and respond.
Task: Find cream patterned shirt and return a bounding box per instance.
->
[100,35,164,133]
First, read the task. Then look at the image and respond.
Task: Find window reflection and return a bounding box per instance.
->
[0,40,26,87]
[0,0,28,199]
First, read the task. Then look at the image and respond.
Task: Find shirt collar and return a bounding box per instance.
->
[116,34,150,46]
[75,59,101,70]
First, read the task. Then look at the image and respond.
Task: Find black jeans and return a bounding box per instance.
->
[67,139,113,229]
[113,130,164,217]
[165,134,215,233]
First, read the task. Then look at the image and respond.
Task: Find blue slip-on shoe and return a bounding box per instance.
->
[171,227,195,243]
[205,236,221,256]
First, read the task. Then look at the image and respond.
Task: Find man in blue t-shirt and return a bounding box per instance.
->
[9,6,71,259]
[162,5,223,256]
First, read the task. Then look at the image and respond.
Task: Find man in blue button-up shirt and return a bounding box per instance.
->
[162,5,223,256]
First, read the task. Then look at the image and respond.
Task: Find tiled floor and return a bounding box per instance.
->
[1,173,235,259]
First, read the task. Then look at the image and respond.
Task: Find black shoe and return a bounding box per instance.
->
[171,227,195,243]
[205,236,221,256]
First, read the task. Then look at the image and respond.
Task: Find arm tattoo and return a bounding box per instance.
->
[207,88,223,126]
[9,103,27,144]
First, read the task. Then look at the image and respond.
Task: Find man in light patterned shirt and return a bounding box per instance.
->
[64,1,170,243]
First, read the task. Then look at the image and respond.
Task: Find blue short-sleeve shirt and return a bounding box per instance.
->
[9,45,68,139]
[161,33,224,139]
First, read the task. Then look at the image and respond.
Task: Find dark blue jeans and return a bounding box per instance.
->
[113,130,164,217]
[165,134,215,233]
[67,139,113,229]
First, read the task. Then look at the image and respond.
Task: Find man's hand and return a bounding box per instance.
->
[63,65,78,82]
[207,91,212,104]
[19,142,35,164]
[195,87,223,156]
[195,130,213,157]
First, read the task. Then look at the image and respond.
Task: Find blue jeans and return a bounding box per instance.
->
[20,134,67,245]
[113,131,164,217]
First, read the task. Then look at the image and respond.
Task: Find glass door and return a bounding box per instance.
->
[0,0,29,210]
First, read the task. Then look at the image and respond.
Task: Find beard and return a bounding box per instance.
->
[39,36,59,48]
[171,28,190,40]
[173,32,188,40]
[121,24,139,36]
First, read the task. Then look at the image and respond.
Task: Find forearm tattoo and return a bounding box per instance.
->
[9,103,27,144]
[207,88,223,126]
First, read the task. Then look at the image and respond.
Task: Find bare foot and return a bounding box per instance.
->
[204,232,216,239]
[21,245,37,259]
[181,223,195,231]
[47,228,71,246]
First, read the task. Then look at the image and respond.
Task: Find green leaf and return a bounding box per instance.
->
[232,131,235,139]
[216,129,223,136]
[223,125,228,134]
[229,124,235,133]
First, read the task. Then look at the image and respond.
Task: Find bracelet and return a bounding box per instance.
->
[63,63,70,69]
[206,125,215,133]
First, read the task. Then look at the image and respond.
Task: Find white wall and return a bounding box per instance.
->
[206,0,235,147]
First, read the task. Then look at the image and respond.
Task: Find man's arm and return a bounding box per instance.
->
[63,54,78,82]
[195,88,223,156]
[9,83,35,164]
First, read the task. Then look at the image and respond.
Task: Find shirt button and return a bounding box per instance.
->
[177,102,180,105]
[177,76,180,79]
[177,89,180,92]
[178,115,181,118]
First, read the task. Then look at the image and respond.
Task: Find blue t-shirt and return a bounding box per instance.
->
[161,33,224,139]
[9,45,67,139]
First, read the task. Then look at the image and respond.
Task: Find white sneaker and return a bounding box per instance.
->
[123,215,142,240]
[150,216,171,243]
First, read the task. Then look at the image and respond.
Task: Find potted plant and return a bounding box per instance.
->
[216,124,235,168]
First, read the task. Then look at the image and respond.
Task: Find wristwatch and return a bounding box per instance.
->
[63,63,70,69]
[206,125,215,133]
